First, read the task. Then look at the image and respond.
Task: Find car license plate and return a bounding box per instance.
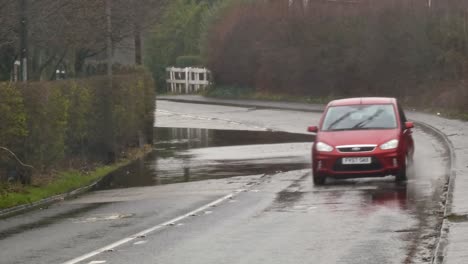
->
[342,157,372,165]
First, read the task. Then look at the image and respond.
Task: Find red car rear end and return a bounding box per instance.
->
[308,97,414,185]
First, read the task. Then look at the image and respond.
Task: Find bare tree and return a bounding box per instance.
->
[0,0,17,48]
[26,0,108,79]
[0,0,167,80]
[112,0,167,65]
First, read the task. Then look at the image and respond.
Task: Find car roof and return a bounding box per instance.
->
[328,97,396,107]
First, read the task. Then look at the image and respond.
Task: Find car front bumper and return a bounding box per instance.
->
[313,149,404,178]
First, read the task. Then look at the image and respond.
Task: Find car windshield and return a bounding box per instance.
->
[321,104,397,131]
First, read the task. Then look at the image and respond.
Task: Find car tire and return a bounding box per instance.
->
[395,156,408,182]
[313,174,326,185]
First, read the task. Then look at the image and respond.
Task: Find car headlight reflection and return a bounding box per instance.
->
[380,139,399,150]
[316,142,334,152]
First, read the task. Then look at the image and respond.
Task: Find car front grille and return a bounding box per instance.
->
[337,146,376,153]
[333,157,382,172]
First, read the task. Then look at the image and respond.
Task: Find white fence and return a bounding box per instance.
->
[166,67,211,93]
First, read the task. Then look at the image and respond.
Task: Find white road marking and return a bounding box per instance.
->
[88,261,106,264]
[133,241,147,245]
[62,190,244,264]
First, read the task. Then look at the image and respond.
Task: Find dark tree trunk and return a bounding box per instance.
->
[134,24,142,65]
[74,50,87,78]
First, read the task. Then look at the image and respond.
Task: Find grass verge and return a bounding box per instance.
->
[419,107,468,121]
[202,86,468,121]
[0,146,151,210]
[202,86,336,104]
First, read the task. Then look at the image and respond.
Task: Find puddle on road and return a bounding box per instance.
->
[72,213,134,224]
[270,191,308,212]
[96,127,314,190]
[312,180,409,210]
[154,127,314,150]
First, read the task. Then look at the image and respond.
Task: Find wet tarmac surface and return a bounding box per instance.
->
[0,101,451,264]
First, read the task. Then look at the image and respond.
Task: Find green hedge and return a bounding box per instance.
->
[0,70,155,174]
[0,84,28,150]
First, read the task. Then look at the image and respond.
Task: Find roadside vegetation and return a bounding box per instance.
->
[0,71,155,209]
[197,0,468,118]
[1,1,166,209]
[0,162,119,209]
[0,145,150,210]
[143,0,468,118]
[203,85,337,104]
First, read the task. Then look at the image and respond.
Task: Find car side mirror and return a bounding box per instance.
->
[307,126,318,133]
[405,121,414,129]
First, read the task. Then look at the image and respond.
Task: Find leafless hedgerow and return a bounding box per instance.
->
[205,0,468,110]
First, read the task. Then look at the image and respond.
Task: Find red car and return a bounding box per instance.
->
[307,97,414,185]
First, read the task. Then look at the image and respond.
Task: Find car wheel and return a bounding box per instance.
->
[313,174,326,185]
[395,156,408,182]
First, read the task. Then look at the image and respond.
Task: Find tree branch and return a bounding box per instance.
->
[0,146,34,170]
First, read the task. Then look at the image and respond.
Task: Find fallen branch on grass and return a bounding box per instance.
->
[0,147,34,170]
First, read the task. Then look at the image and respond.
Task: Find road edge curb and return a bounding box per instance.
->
[0,179,101,220]
[415,121,456,264]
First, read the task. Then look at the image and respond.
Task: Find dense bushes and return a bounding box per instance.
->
[203,0,468,110]
[0,70,155,175]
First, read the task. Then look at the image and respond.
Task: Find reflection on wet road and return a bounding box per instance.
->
[97,127,314,189]
[0,101,451,264]
[81,127,448,264]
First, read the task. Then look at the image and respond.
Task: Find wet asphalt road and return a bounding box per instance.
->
[0,101,449,264]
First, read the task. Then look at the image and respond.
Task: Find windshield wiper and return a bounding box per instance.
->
[327,127,389,131]
[354,127,391,130]
[327,110,359,130]
[351,109,384,129]
[327,128,351,131]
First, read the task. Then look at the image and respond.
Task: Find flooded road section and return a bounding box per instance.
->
[97,127,314,189]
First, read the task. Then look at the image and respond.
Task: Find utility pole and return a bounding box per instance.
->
[104,0,116,163]
[106,0,113,79]
[19,0,28,81]
[134,22,142,65]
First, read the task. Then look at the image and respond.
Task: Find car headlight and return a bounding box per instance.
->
[380,139,399,150]
[316,142,334,152]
